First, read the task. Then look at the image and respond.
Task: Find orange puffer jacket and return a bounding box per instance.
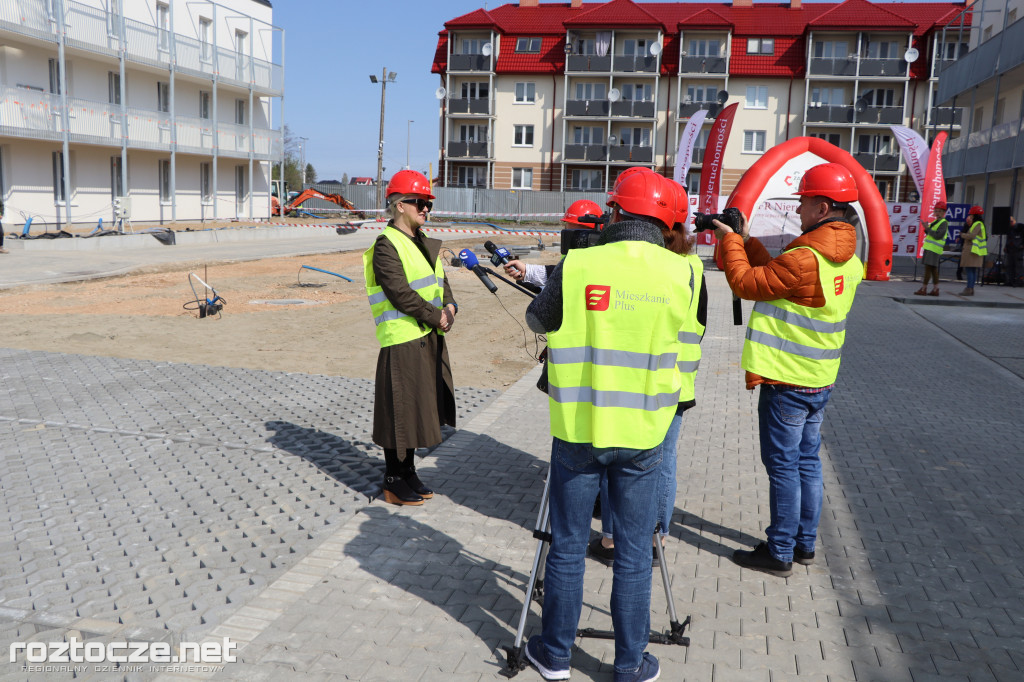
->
[719,220,858,388]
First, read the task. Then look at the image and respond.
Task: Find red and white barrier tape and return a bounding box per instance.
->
[262,222,559,237]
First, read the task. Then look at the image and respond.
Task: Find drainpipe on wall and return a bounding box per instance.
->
[663,75,672,174]
[550,73,557,191]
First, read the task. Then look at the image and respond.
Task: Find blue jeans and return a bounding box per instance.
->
[966,266,978,289]
[757,384,831,562]
[600,412,682,539]
[541,437,662,675]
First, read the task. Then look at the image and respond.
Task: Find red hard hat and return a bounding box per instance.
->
[667,179,690,226]
[563,199,603,227]
[607,170,675,229]
[385,170,435,200]
[968,205,984,216]
[795,163,858,203]
[933,201,947,210]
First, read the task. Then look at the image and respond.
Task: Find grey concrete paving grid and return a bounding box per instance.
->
[2,242,1024,681]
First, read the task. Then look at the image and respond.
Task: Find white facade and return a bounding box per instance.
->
[0,0,282,230]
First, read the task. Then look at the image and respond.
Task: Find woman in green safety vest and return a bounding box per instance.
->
[363,170,458,506]
[959,205,988,296]
[915,202,948,296]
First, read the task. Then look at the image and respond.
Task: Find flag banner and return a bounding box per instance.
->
[698,103,738,216]
[891,125,930,198]
[674,109,708,184]
[917,131,948,256]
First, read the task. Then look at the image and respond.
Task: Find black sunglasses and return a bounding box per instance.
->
[401,198,433,212]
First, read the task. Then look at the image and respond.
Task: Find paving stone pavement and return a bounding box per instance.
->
[2,264,1024,682]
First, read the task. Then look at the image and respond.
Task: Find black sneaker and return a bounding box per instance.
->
[587,537,615,566]
[793,547,815,566]
[732,542,792,577]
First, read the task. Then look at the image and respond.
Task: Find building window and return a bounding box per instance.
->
[199,17,212,62]
[571,169,602,191]
[235,99,246,125]
[575,82,606,100]
[861,88,895,107]
[52,152,66,204]
[513,124,534,146]
[108,72,120,105]
[157,82,169,112]
[866,41,899,59]
[110,156,123,200]
[106,0,120,37]
[574,38,596,55]
[49,58,62,94]
[515,37,541,53]
[972,106,984,132]
[745,86,768,109]
[622,39,650,56]
[811,132,841,146]
[622,83,653,102]
[1010,8,1018,24]
[810,87,845,107]
[199,91,210,119]
[460,38,485,55]
[691,129,710,164]
[743,130,766,153]
[620,127,651,147]
[813,41,848,59]
[687,84,717,103]
[688,39,720,57]
[857,134,892,155]
[511,168,533,190]
[457,166,484,187]
[201,162,212,204]
[235,165,247,207]
[686,174,700,195]
[461,82,488,99]
[158,159,171,204]
[876,180,891,201]
[983,26,993,42]
[156,2,169,51]
[747,38,774,55]
[573,126,603,145]
[459,124,486,142]
[943,42,969,60]
[515,82,536,104]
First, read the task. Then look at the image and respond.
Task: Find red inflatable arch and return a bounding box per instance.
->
[725,136,892,281]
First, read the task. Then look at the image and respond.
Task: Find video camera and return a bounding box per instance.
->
[692,206,743,233]
[559,212,609,255]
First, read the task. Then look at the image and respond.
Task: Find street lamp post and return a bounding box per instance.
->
[369,68,397,210]
[299,136,308,185]
[406,119,414,169]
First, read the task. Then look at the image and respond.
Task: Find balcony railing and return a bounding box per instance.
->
[859,105,904,125]
[858,58,907,77]
[853,152,900,172]
[609,145,653,163]
[679,102,721,119]
[679,56,727,74]
[805,104,854,124]
[565,99,610,117]
[448,98,490,115]
[611,100,656,118]
[566,54,612,72]
[612,54,658,73]
[807,55,907,78]
[0,84,279,160]
[447,141,489,158]
[928,107,964,127]
[0,0,283,95]
[809,57,858,77]
[564,144,608,162]
[448,54,492,72]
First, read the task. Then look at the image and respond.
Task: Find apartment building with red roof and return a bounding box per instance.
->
[432,0,968,201]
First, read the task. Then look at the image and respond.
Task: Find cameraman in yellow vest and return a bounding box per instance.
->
[522,170,697,682]
[713,163,863,578]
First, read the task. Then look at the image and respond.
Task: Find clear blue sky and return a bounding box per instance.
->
[276,0,950,183]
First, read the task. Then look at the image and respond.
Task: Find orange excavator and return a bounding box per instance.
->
[272,188,365,218]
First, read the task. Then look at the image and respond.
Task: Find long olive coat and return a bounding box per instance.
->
[959,218,986,268]
[370,225,457,459]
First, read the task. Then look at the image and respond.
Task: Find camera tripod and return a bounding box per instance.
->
[502,465,691,677]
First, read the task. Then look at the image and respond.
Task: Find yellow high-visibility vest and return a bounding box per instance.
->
[547,240,694,449]
[922,218,948,256]
[677,254,704,403]
[363,227,445,348]
[970,221,988,258]
[741,247,862,388]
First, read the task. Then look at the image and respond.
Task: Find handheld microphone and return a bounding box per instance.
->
[458,248,498,293]
[484,240,514,267]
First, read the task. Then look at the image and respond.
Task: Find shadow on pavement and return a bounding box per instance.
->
[264,420,384,499]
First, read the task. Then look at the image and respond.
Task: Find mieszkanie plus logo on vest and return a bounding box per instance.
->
[585,285,672,311]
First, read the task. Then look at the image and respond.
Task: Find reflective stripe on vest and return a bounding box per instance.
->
[362,226,445,348]
[970,221,988,258]
[922,218,948,256]
[547,240,695,449]
[741,247,862,387]
[677,254,704,401]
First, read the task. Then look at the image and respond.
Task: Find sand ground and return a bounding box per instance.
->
[0,233,562,390]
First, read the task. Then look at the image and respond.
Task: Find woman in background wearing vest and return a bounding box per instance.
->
[363,170,457,506]
[914,202,948,296]
[959,206,988,296]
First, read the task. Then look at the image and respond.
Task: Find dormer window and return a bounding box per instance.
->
[516,37,542,53]
[747,38,774,55]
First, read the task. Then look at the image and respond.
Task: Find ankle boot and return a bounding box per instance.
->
[913,286,928,295]
[401,469,433,499]
[383,476,424,506]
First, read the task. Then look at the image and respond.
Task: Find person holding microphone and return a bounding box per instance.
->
[363,170,457,506]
